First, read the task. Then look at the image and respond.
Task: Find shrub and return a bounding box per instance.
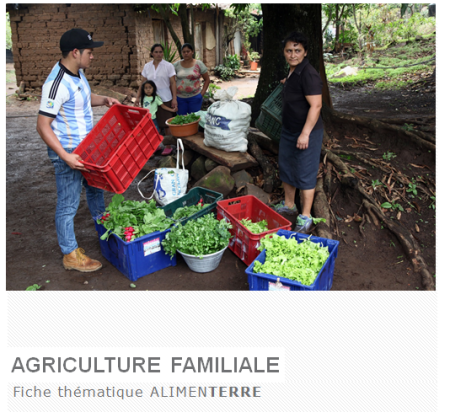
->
[213,65,235,81]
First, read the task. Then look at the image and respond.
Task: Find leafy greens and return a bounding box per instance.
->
[240,218,269,234]
[97,194,174,242]
[162,213,232,258]
[170,113,200,125]
[172,203,210,221]
[253,234,330,286]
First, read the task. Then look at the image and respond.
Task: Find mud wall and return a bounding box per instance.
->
[8,4,219,90]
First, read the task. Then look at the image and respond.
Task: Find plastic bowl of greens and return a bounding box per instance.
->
[166,113,201,137]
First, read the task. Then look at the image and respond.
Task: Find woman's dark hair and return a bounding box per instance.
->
[140,80,158,106]
[181,43,194,52]
[282,31,308,52]
[150,43,164,56]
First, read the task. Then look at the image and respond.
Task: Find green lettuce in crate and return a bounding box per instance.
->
[240,218,269,234]
[97,194,174,242]
[172,203,210,221]
[254,234,330,286]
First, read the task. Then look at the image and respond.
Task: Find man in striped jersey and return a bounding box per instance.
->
[37,28,120,272]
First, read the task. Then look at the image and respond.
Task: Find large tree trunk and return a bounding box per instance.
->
[251,4,322,124]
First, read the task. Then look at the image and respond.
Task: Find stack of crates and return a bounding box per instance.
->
[255,83,283,143]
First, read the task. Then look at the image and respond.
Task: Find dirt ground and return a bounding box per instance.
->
[5,66,436,291]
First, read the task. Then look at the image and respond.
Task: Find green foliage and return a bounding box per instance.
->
[406,179,418,197]
[213,64,235,81]
[160,41,179,63]
[322,4,435,50]
[382,151,397,161]
[371,179,383,189]
[226,4,263,56]
[6,13,12,49]
[380,202,404,211]
[26,284,41,291]
[402,123,414,132]
[171,203,209,221]
[223,54,240,70]
[311,217,327,225]
[249,51,260,62]
[204,84,221,100]
[98,194,174,242]
[429,196,436,210]
[169,113,200,125]
[253,234,330,286]
[162,213,232,258]
[240,218,269,234]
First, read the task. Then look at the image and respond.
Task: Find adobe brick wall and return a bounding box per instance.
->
[8,4,220,91]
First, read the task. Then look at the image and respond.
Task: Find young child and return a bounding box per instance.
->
[140,80,176,154]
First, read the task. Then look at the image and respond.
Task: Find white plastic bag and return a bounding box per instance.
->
[203,87,251,152]
[137,139,189,206]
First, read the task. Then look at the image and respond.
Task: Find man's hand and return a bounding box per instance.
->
[280,78,287,84]
[296,132,309,150]
[91,94,120,107]
[104,97,120,106]
[171,97,178,110]
[63,153,90,172]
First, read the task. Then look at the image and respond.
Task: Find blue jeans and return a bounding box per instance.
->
[177,93,203,115]
[48,147,105,255]
[152,118,160,133]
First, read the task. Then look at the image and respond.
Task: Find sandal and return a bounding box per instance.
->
[161,146,173,156]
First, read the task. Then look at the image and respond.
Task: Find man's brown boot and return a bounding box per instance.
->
[63,248,102,272]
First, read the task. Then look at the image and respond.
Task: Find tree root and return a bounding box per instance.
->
[247,135,277,193]
[322,147,435,290]
[312,178,333,239]
[377,115,435,126]
[323,106,435,150]
[362,200,435,290]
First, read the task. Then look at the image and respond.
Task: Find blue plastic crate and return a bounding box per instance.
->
[245,229,339,291]
[95,220,176,281]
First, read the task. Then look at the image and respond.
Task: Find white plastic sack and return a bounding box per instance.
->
[203,87,251,152]
[195,110,208,128]
[137,139,189,206]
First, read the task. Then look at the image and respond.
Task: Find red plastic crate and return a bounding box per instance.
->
[216,195,292,266]
[74,104,162,193]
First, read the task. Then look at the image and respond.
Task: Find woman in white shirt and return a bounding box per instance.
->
[135,44,178,135]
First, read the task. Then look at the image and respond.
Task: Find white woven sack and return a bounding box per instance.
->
[137,139,189,206]
[204,86,251,152]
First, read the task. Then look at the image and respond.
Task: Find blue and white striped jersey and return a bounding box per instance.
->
[39,61,93,149]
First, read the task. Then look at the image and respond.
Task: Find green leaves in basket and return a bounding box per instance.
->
[172,203,209,221]
[162,213,232,258]
[240,218,269,234]
[253,234,330,286]
[170,113,200,125]
[97,194,173,242]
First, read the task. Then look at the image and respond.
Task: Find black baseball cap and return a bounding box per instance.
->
[60,28,104,52]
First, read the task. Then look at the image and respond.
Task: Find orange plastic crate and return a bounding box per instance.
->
[217,195,292,266]
[74,104,162,193]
